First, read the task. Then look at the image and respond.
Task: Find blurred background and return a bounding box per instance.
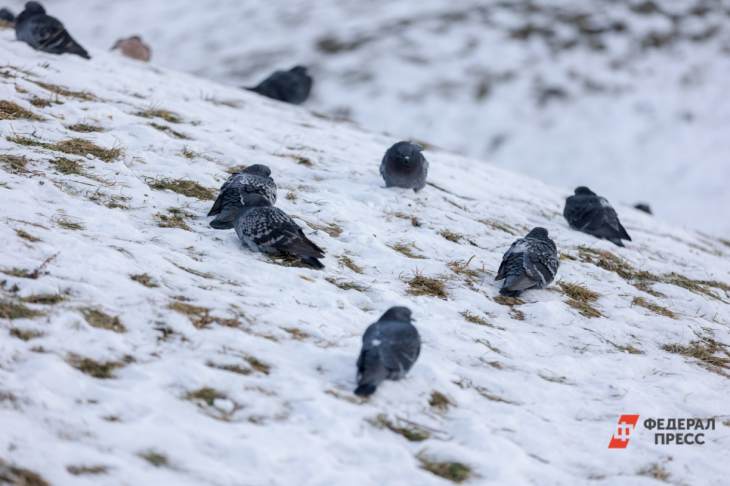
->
[9,0,729,237]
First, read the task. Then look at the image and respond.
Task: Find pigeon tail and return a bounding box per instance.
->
[299,256,324,270]
[354,384,377,397]
[209,206,240,230]
[608,238,625,247]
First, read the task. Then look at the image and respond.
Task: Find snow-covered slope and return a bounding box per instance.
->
[1,31,730,486]
[9,0,730,237]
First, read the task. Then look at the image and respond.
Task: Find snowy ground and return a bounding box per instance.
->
[2,27,730,486]
[4,0,729,237]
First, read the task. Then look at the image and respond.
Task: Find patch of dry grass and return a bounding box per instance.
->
[9,328,44,341]
[0,154,29,174]
[21,294,64,305]
[638,463,671,482]
[16,229,40,242]
[130,273,158,288]
[662,336,730,376]
[429,391,453,412]
[7,136,123,162]
[460,310,489,326]
[185,387,226,406]
[0,459,49,486]
[0,300,43,320]
[308,221,342,237]
[155,207,193,231]
[371,414,430,441]
[418,454,471,483]
[68,354,127,379]
[136,108,181,123]
[439,229,463,243]
[0,99,43,120]
[149,122,190,139]
[631,297,676,319]
[82,308,126,333]
[389,241,425,259]
[326,277,368,292]
[168,300,240,329]
[493,295,524,306]
[337,255,363,274]
[32,80,96,101]
[405,273,448,299]
[559,281,602,318]
[138,450,169,468]
[56,216,84,231]
[50,157,85,175]
[66,465,108,476]
[148,178,215,200]
[67,123,104,133]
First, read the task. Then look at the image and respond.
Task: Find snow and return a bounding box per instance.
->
[1,21,730,486]
[6,0,729,237]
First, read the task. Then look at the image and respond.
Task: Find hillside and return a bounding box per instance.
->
[17,0,730,236]
[2,30,730,486]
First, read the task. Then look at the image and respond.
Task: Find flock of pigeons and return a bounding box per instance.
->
[3,2,637,396]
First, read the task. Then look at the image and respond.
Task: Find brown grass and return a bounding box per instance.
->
[326,277,368,292]
[185,387,226,406]
[155,207,193,230]
[138,450,169,468]
[493,295,524,306]
[0,300,43,320]
[460,310,489,326]
[390,241,425,259]
[371,414,430,441]
[21,294,64,305]
[68,355,126,379]
[1,154,29,174]
[10,328,44,341]
[50,157,85,175]
[638,463,670,482]
[32,80,96,101]
[559,281,602,318]
[16,229,40,242]
[0,99,43,120]
[148,178,215,200]
[631,297,676,319]
[338,255,363,274]
[662,336,730,376]
[0,460,49,486]
[429,391,453,412]
[82,308,126,333]
[168,300,240,329]
[136,108,182,123]
[439,229,463,243]
[418,455,471,483]
[67,123,104,133]
[130,273,158,288]
[7,136,123,162]
[66,465,108,476]
[406,273,448,299]
[56,216,84,230]
[149,122,190,139]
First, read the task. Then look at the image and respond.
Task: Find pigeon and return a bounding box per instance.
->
[563,186,631,246]
[234,193,324,269]
[495,227,559,297]
[208,164,277,230]
[0,7,14,23]
[355,306,421,397]
[15,2,89,59]
[380,141,428,192]
[247,66,312,104]
[634,203,652,215]
[111,35,151,62]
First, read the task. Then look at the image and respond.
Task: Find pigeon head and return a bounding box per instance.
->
[388,141,423,166]
[290,65,308,75]
[242,164,271,177]
[526,227,550,240]
[379,306,413,323]
[23,1,45,14]
[0,7,14,22]
[574,186,596,196]
[240,192,272,208]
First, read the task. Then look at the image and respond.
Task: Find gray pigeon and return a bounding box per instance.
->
[634,203,652,215]
[235,193,324,269]
[0,7,14,23]
[15,2,89,59]
[355,306,421,397]
[495,227,559,297]
[247,66,312,105]
[564,186,631,247]
[380,141,428,192]
[208,164,277,230]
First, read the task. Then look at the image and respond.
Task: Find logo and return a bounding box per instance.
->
[608,414,640,449]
